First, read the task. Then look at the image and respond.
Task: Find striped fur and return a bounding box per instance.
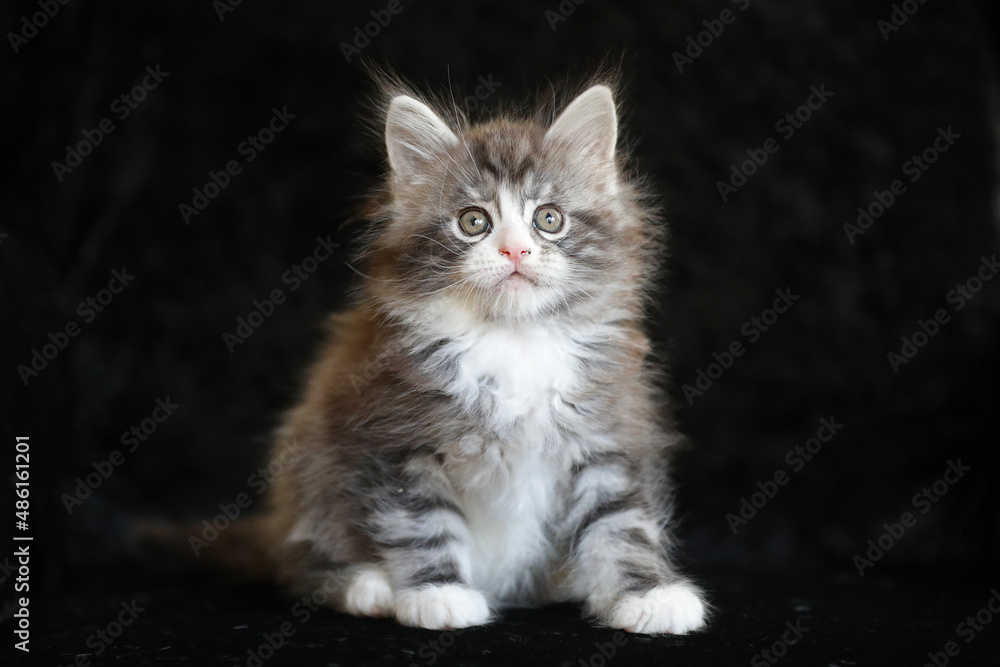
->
[260,77,708,633]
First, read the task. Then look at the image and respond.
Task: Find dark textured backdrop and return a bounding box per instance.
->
[3,0,999,607]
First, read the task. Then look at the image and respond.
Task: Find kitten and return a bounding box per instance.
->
[246,77,707,634]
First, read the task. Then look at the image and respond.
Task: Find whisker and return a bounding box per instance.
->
[409,233,464,257]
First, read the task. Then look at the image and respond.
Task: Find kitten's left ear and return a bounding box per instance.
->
[544,85,618,163]
[385,95,458,180]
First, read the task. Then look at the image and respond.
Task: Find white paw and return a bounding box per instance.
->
[343,567,394,617]
[606,582,707,634]
[394,584,491,630]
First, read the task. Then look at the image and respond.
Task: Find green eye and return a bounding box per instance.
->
[533,206,564,234]
[458,208,491,236]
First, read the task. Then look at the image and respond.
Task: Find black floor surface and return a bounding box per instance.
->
[16,568,1000,666]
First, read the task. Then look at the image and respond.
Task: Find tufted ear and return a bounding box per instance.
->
[385,95,458,180]
[544,85,618,163]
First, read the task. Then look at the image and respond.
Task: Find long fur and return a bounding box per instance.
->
[170,73,708,634]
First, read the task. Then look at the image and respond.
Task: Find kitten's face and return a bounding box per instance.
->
[433,171,574,320]
[372,86,645,325]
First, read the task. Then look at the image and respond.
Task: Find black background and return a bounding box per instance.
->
[3,0,999,664]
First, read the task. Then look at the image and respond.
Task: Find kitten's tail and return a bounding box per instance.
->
[129,513,282,583]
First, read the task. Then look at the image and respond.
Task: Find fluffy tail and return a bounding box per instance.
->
[130,513,281,583]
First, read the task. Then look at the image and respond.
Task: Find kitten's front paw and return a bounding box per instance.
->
[394,584,491,630]
[343,567,394,618]
[605,582,707,635]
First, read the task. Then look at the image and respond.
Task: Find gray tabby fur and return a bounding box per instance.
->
[258,73,708,633]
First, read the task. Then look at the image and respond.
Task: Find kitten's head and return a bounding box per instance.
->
[363,81,660,327]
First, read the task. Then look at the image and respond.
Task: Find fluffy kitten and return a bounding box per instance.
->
[254,77,707,634]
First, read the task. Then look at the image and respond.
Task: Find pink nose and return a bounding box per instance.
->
[499,245,531,267]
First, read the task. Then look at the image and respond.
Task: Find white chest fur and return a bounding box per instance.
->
[434,321,583,602]
[456,448,563,603]
[449,324,582,424]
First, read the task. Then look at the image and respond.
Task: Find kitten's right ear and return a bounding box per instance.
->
[385,96,458,180]
[544,85,618,164]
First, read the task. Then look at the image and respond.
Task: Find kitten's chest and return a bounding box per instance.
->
[448,326,581,425]
[434,326,589,602]
[452,449,567,603]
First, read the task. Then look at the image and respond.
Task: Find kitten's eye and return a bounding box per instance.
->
[533,206,564,234]
[458,208,491,237]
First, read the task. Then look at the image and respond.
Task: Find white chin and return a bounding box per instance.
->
[495,283,552,321]
[451,274,552,322]
[501,273,533,290]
